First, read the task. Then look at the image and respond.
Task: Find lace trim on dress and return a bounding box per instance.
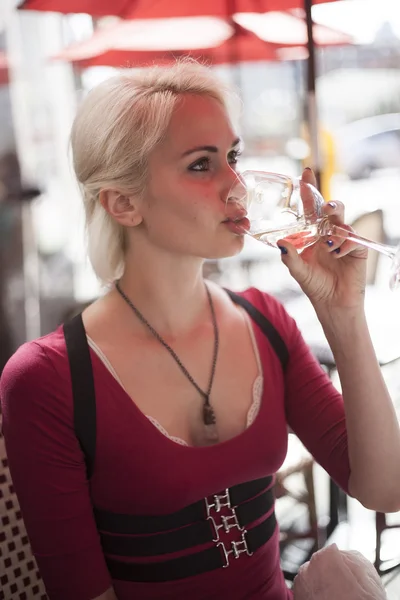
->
[87,338,122,383]
[86,306,263,446]
[243,306,264,428]
[247,375,263,428]
[146,416,189,446]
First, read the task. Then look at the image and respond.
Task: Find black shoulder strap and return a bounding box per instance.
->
[225,289,289,371]
[63,292,288,479]
[63,314,96,480]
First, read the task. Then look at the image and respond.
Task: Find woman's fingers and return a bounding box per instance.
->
[322,235,345,255]
[322,200,345,225]
[289,175,364,262]
[323,223,366,258]
[299,169,320,220]
[331,238,364,258]
[301,167,317,189]
[277,239,310,287]
[323,236,357,257]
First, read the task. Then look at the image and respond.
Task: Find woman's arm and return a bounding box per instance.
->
[279,168,400,513]
[317,306,400,512]
[255,289,351,493]
[0,340,113,599]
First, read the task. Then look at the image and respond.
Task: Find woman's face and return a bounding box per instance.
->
[138,93,245,260]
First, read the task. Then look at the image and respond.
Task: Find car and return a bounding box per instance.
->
[335,113,400,180]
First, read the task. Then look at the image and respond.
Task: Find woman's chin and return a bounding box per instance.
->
[207,235,245,260]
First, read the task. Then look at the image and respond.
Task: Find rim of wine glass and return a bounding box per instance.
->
[239,169,295,186]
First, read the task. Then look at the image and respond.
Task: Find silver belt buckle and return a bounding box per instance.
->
[205,487,253,568]
[205,488,231,516]
[221,509,244,534]
[217,531,253,568]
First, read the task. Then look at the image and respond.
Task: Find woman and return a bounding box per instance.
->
[1,60,400,600]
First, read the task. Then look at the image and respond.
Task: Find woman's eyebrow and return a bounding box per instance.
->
[181,138,241,158]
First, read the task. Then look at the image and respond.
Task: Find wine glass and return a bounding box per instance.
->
[227,170,400,290]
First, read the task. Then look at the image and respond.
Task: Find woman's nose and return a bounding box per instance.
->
[223,169,248,221]
[223,169,247,208]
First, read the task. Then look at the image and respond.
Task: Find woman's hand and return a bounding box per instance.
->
[278,168,367,312]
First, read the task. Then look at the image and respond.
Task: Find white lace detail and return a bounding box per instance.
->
[146,416,189,446]
[86,306,264,446]
[243,306,264,428]
[87,337,123,385]
[246,374,264,428]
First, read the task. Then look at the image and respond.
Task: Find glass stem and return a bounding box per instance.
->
[319,219,396,260]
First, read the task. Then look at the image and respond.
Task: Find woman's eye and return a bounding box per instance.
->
[189,157,210,172]
[188,150,241,172]
[228,150,241,165]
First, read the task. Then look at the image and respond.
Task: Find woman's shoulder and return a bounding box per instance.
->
[228,286,296,334]
[1,326,70,401]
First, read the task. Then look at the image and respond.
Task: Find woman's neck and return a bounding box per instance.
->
[114,253,211,338]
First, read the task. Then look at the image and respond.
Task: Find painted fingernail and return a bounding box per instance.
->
[334,247,341,254]
[328,201,337,209]
[326,240,334,247]
[278,245,288,255]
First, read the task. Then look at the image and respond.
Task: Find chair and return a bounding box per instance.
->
[276,434,319,581]
[375,511,400,574]
[0,411,48,599]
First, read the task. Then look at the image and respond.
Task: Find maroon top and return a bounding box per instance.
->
[1,288,350,600]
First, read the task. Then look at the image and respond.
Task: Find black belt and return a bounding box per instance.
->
[94,475,273,535]
[95,476,276,582]
[106,511,277,582]
[100,487,274,557]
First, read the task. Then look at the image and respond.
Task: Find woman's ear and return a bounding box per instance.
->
[99,189,143,227]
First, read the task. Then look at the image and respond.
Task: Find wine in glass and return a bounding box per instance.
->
[227,170,400,290]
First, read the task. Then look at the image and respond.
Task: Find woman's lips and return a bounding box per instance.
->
[223,217,250,235]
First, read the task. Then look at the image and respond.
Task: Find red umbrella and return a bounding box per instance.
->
[19,0,343,182]
[18,0,338,18]
[53,15,350,69]
[54,23,279,69]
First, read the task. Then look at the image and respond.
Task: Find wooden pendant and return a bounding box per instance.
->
[203,402,216,426]
[203,402,219,444]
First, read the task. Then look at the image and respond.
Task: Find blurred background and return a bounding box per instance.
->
[1,0,400,595]
[2,0,400,351]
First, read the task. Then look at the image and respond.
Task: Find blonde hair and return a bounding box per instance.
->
[70,60,236,284]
